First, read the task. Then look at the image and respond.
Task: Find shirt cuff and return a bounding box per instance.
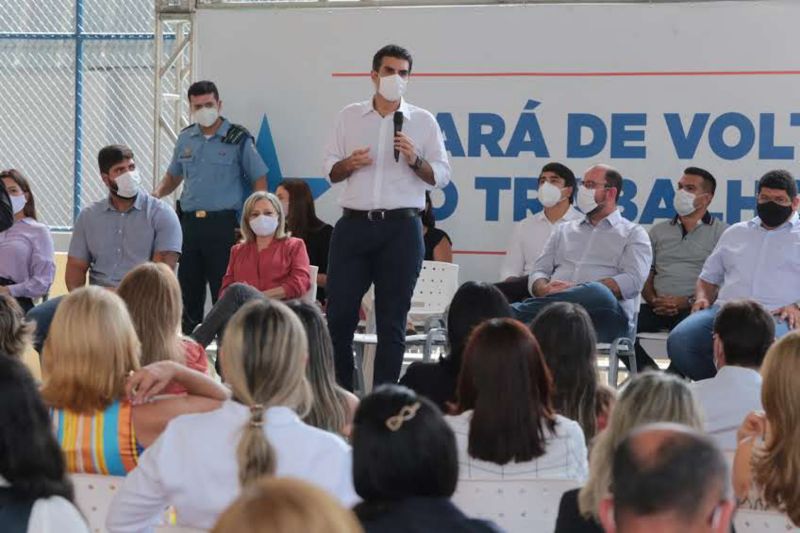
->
[611,273,637,300]
[529,272,549,294]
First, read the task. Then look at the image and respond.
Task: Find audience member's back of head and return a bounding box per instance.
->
[285,299,347,435]
[456,317,555,465]
[221,299,312,487]
[0,293,33,359]
[117,262,184,366]
[600,424,732,533]
[712,299,774,369]
[753,331,800,525]
[352,385,457,506]
[443,281,512,375]
[40,286,140,413]
[579,372,702,520]
[212,477,363,533]
[0,355,74,501]
[530,302,598,439]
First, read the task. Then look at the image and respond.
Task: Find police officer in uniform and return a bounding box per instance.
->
[154,80,268,334]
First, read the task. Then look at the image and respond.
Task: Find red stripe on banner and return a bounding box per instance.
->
[332,70,800,78]
[453,250,506,256]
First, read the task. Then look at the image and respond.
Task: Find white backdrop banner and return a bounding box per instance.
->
[196,0,800,282]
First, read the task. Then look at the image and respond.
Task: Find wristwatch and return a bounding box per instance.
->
[409,155,425,172]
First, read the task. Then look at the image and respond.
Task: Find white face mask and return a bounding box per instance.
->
[378,74,407,102]
[674,188,698,217]
[114,170,141,199]
[194,106,219,128]
[250,214,279,237]
[10,193,26,215]
[576,185,600,214]
[538,181,564,208]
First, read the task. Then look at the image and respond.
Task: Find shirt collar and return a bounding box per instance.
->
[535,204,583,223]
[671,211,713,226]
[715,365,762,382]
[750,211,800,230]
[582,208,622,227]
[361,98,412,121]
[105,193,145,212]
[189,117,231,138]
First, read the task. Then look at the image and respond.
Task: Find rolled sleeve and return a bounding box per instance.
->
[612,225,652,300]
[282,239,311,299]
[323,111,346,181]
[167,141,183,177]
[67,212,91,263]
[242,137,269,182]
[152,202,182,254]
[422,117,451,189]
[9,227,55,299]
[699,238,727,286]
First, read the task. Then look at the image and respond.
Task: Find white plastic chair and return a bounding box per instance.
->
[599,294,641,388]
[303,264,319,302]
[451,478,580,533]
[734,509,800,532]
[72,473,126,533]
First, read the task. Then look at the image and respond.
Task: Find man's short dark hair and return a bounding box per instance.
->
[605,168,623,201]
[612,426,729,526]
[187,80,219,101]
[684,166,717,195]
[352,385,457,503]
[372,44,413,73]
[98,145,134,175]
[541,162,577,203]
[758,169,797,199]
[713,300,774,368]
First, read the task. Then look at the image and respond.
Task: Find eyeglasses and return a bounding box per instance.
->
[580,180,612,191]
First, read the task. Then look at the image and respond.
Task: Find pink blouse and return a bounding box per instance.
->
[220,238,311,299]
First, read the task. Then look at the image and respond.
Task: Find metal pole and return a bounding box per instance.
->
[72,0,85,222]
[153,13,164,190]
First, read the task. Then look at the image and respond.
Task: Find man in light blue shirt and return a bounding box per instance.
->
[668,170,800,380]
[512,164,652,342]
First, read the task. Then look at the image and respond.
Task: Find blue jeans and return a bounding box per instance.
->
[26,296,64,353]
[511,282,629,343]
[667,306,791,380]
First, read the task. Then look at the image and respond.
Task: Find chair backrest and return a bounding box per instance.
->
[451,478,580,532]
[72,473,126,533]
[410,261,459,315]
[303,264,319,302]
[734,509,799,532]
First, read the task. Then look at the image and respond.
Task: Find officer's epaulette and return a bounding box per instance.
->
[222,124,251,145]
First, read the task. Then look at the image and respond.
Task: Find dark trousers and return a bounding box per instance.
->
[633,303,689,371]
[178,211,238,334]
[26,295,63,353]
[0,277,34,313]
[494,276,530,303]
[327,215,424,391]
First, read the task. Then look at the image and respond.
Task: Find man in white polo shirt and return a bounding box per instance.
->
[323,44,451,390]
[496,162,582,303]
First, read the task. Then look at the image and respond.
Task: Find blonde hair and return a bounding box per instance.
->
[40,286,140,413]
[212,477,363,533]
[578,372,702,520]
[240,191,288,243]
[117,262,184,366]
[0,294,34,358]
[220,299,312,487]
[753,332,800,525]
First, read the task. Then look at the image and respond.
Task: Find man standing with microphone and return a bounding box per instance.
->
[323,44,451,390]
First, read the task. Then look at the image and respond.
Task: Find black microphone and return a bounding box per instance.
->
[393,111,404,162]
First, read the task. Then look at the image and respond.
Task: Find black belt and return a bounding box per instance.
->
[181,209,236,220]
[343,208,420,221]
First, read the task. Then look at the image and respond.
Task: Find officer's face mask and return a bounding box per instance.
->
[194,105,219,128]
[112,169,141,199]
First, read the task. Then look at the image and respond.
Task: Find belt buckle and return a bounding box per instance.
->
[367,209,386,221]
[196,210,207,219]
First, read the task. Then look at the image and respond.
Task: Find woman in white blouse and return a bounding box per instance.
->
[445,318,588,481]
[107,299,358,532]
[0,356,87,533]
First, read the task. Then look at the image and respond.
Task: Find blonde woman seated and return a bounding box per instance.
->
[107,299,357,532]
[117,262,208,394]
[213,478,363,533]
[40,287,228,476]
[192,191,310,350]
[733,331,800,527]
[446,318,588,482]
[554,372,703,533]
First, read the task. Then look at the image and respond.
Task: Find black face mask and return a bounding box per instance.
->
[757,201,793,228]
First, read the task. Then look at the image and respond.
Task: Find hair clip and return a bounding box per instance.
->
[249,403,265,428]
[385,402,421,432]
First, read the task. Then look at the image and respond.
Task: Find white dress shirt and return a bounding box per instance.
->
[106,402,357,532]
[530,209,652,326]
[323,98,451,210]
[700,214,800,310]
[690,365,762,451]
[445,412,588,482]
[0,476,88,533]
[500,205,584,279]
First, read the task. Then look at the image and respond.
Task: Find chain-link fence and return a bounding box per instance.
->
[0,0,173,229]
